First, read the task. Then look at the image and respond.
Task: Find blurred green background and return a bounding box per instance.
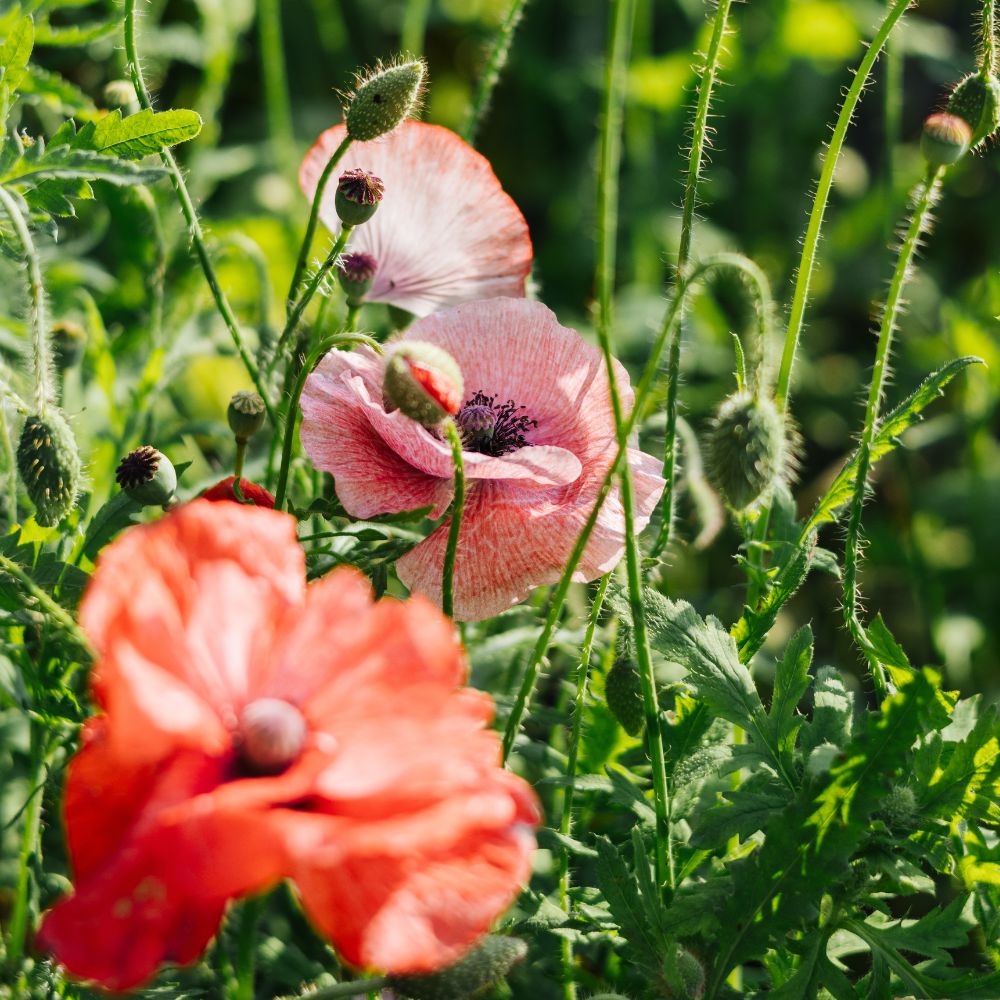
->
[9,0,1000,695]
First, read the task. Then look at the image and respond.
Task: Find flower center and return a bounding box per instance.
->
[236,698,307,775]
[456,391,537,456]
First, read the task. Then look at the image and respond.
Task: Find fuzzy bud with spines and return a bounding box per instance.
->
[920,113,973,166]
[946,71,1000,149]
[334,168,384,227]
[115,446,177,508]
[345,58,426,142]
[227,391,267,444]
[704,392,785,511]
[383,342,464,428]
[388,935,527,1000]
[605,657,645,737]
[17,411,81,527]
[336,252,378,306]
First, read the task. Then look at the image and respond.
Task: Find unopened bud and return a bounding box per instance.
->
[115,446,177,507]
[227,391,267,444]
[51,320,87,370]
[605,657,645,737]
[335,168,384,227]
[103,79,137,108]
[920,112,972,166]
[383,342,464,428]
[389,936,528,1000]
[337,251,378,306]
[345,59,426,142]
[947,71,1000,148]
[17,411,81,527]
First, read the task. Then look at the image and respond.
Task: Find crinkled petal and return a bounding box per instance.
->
[300,122,531,316]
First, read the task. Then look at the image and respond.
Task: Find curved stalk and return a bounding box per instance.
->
[441,419,466,619]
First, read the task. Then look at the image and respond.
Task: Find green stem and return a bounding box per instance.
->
[557,574,610,1000]
[288,134,353,308]
[299,979,390,1000]
[441,419,466,619]
[0,186,53,415]
[345,303,361,332]
[460,0,530,145]
[232,895,265,1000]
[134,185,166,349]
[234,440,247,480]
[982,0,997,77]
[122,0,276,427]
[842,166,942,694]
[652,0,733,559]
[774,0,912,414]
[258,0,295,171]
[401,0,433,55]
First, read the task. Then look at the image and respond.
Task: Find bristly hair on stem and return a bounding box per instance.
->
[981,0,998,77]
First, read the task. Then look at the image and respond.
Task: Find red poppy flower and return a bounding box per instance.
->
[37,501,538,992]
[201,476,276,508]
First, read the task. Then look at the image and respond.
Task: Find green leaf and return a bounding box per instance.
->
[1,143,166,189]
[691,770,794,849]
[769,625,813,754]
[32,15,117,46]
[77,108,203,160]
[801,667,853,755]
[17,63,97,117]
[81,492,144,564]
[869,895,975,964]
[0,15,34,98]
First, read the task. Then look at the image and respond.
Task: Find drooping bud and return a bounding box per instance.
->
[337,251,378,306]
[237,698,307,775]
[17,412,81,527]
[388,936,528,1000]
[335,168,384,227]
[202,477,276,509]
[227,390,267,444]
[920,112,972,167]
[383,342,464,428]
[704,392,785,511]
[345,59,426,142]
[51,320,87,370]
[605,657,645,737]
[103,79,138,108]
[946,71,1000,148]
[115,446,177,508]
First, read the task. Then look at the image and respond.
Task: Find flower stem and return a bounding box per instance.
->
[774,0,912,414]
[258,0,295,173]
[288,134,353,308]
[299,978,390,1000]
[122,0,276,427]
[982,0,997,77]
[652,0,733,560]
[234,440,247,480]
[401,0,432,55]
[232,895,265,1000]
[461,0,530,144]
[441,419,466,619]
[843,166,942,694]
[557,572,610,1000]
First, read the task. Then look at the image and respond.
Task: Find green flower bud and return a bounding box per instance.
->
[946,71,1000,148]
[879,784,918,829]
[51,320,87,370]
[388,305,417,331]
[605,657,645,737]
[334,168,384,227]
[336,252,378,306]
[662,948,705,999]
[383,342,464,428]
[705,392,785,511]
[115,446,177,507]
[345,59,426,141]
[920,112,972,167]
[17,412,81,527]
[103,79,137,108]
[227,391,267,444]
[389,936,527,1000]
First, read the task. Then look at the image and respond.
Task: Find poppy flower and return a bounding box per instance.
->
[37,501,538,992]
[299,298,665,621]
[201,475,276,508]
[299,121,532,317]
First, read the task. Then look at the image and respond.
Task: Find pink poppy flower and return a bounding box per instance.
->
[299,121,532,317]
[37,500,538,992]
[299,298,665,621]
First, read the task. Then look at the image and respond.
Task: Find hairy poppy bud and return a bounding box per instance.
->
[51,320,86,370]
[17,411,81,527]
[227,390,267,444]
[335,168,384,227]
[879,784,918,829]
[337,251,378,306]
[345,59,426,142]
[664,949,705,999]
[605,657,645,737]
[920,112,972,166]
[389,935,528,1000]
[947,71,1000,148]
[115,446,177,508]
[383,342,464,428]
[704,392,785,511]
[103,79,137,108]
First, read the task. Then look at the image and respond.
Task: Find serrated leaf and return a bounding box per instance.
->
[870,895,975,964]
[18,63,97,117]
[32,15,117,46]
[801,667,853,755]
[769,625,813,755]
[691,770,794,849]
[0,15,34,97]
[80,108,203,159]
[81,492,144,563]
[1,144,166,189]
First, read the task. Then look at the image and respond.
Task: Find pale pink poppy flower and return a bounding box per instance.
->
[299,121,532,317]
[300,298,665,621]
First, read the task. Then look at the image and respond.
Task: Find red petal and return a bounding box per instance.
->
[201,476,276,508]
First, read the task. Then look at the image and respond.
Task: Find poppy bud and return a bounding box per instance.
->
[663,949,705,999]
[103,79,137,108]
[389,935,528,1000]
[605,657,645,737]
[335,168,384,227]
[946,71,1000,148]
[345,59,426,142]
[51,320,87,370]
[879,784,918,829]
[704,392,785,511]
[17,412,81,527]
[115,446,177,508]
[227,390,267,444]
[337,252,378,306]
[920,112,972,166]
[383,342,464,428]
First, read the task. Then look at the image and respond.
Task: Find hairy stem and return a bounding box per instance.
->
[441,419,466,619]
[843,166,942,694]
[774,0,912,414]
[982,0,997,76]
